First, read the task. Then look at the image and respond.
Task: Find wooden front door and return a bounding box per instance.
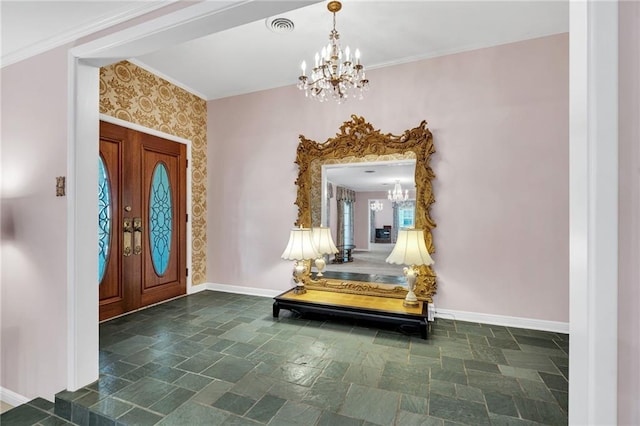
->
[99,121,187,321]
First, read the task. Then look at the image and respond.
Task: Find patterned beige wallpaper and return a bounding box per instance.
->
[100,60,207,285]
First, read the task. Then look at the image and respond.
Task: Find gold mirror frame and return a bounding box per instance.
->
[294,115,437,302]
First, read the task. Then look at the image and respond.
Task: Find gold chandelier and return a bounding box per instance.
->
[297,1,369,102]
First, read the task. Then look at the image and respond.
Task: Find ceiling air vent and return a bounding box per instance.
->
[266,17,295,34]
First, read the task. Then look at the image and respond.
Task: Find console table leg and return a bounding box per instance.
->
[273,302,280,318]
[420,319,428,340]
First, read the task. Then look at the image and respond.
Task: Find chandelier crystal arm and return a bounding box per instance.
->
[297,1,369,103]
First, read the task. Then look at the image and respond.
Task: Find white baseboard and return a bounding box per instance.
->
[197,284,569,333]
[205,283,282,298]
[434,308,569,334]
[0,387,30,407]
[188,283,209,295]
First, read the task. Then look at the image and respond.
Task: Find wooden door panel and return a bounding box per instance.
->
[140,133,187,307]
[99,121,186,320]
[99,128,126,320]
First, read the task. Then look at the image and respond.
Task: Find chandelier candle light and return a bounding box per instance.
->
[281,227,319,294]
[297,1,369,102]
[311,227,339,277]
[386,228,434,307]
[388,180,409,204]
[370,200,384,212]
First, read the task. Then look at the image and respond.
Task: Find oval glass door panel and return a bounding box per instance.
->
[98,156,111,284]
[149,163,173,276]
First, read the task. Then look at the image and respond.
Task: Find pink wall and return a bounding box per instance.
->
[618,1,640,422]
[208,33,570,322]
[1,45,70,400]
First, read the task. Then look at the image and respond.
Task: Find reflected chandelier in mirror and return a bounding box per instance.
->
[294,115,437,301]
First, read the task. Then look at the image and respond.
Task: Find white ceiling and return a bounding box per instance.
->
[1,0,567,190]
[325,161,416,193]
[2,1,569,100]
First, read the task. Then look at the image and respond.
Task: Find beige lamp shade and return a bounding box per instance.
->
[311,227,339,255]
[386,228,434,266]
[281,228,319,260]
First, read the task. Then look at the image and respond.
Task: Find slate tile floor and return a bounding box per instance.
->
[1,291,569,425]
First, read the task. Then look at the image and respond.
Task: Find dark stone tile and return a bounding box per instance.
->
[117,407,163,426]
[28,397,54,412]
[172,372,211,391]
[222,342,259,358]
[317,411,363,426]
[513,396,568,424]
[373,331,410,349]
[38,415,77,425]
[338,384,400,425]
[400,394,428,414]
[148,366,187,383]
[518,378,556,402]
[71,403,90,425]
[90,397,133,419]
[551,390,568,413]
[483,390,518,417]
[454,384,484,403]
[441,357,465,372]
[303,377,350,411]
[54,397,72,420]
[469,344,507,364]
[208,339,236,352]
[148,387,195,415]
[467,335,489,346]
[212,392,257,416]
[163,340,207,357]
[1,404,49,425]
[87,375,133,397]
[121,362,163,382]
[428,393,490,426]
[464,359,500,373]
[273,362,322,387]
[245,394,286,423]
[220,414,262,425]
[201,356,257,383]
[487,337,520,350]
[321,361,350,380]
[153,352,188,368]
[539,371,568,392]
[112,377,177,408]
[488,413,540,425]
[513,335,561,350]
[88,411,116,426]
[430,367,468,385]
[466,370,522,396]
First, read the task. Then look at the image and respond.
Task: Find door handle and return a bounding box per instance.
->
[123,218,133,256]
[133,217,143,255]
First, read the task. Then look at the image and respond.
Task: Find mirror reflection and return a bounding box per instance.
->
[295,115,436,301]
[314,161,416,285]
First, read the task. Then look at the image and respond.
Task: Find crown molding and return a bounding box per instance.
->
[1,2,178,68]
[127,58,208,101]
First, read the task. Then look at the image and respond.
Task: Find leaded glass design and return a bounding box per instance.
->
[149,163,173,276]
[98,156,111,284]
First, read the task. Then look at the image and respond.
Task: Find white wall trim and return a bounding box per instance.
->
[98,114,194,293]
[434,308,569,334]
[1,2,178,68]
[0,387,30,408]
[205,283,282,299]
[569,1,619,424]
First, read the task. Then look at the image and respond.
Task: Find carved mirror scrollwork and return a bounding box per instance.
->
[294,115,437,302]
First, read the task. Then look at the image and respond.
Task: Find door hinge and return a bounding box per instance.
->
[186,268,189,277]
[186,159,189,168]
[186,214,189,222]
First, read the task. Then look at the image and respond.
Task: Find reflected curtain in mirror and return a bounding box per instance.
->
[336,186,356,248]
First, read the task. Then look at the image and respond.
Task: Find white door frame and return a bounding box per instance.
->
[67,1,619,423]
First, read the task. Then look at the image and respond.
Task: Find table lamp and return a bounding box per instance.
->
[311,227,338,277]
[281,227,319,294]
[386,228,434,307]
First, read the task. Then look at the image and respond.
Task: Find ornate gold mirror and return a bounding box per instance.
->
[294,115,437,301]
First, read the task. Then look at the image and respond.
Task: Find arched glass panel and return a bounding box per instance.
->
[98,156,111,284]
[149,163,173,276]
